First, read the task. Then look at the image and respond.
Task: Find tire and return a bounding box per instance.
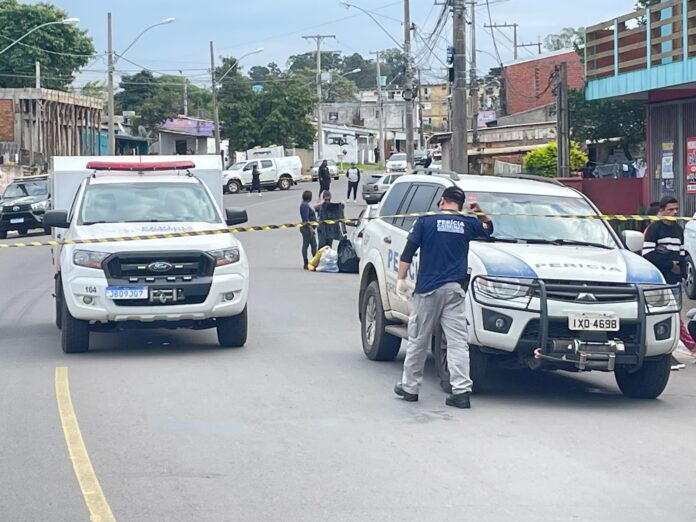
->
[227,179,241,194]
[17,228,27,236]
[0,230,6,240]
[55,275,63,330]
[216,307,248,347]
[278,176,293,191]
[686,256,696,299]
[433,327,489,394]
[615,354,671,399]
[43,226,51,235]
[61,296,89,353]
[360,281,401,361]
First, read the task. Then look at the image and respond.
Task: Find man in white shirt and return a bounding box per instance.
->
[346,162,361,201]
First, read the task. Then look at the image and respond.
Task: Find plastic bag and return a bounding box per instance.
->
[316,248,339,273]
[308,245,330,268]
[337,238,359,274]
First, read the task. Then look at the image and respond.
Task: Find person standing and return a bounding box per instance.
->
[249,164,262,197]
[300,190,318,270]
[314,190,345,249]
[318,160,331,198]
[346,162,361,201]
[393,186,493,409]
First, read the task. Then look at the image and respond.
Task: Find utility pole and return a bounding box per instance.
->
[35,61,40,89]
[469,0,479,172]
[107,12,115,155]
[556,62,570,177]
[403,0,415,167]
[417,67,425,149]
[210,41,221,154]
[484,22,519,59]
[371,50,385,166]
[181,72,188,117]
[451,0,468,173]
[518,41,543,55]
[302,34,335,162]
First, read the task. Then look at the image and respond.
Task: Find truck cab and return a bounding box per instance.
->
[223,156,302,194]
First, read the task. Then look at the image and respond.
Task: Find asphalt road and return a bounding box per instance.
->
[1,178,696,521]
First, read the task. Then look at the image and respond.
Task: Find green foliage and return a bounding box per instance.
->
[0,0,95,90]
[524,141,588,177]
[77,80,106,100]
[569,89,645,156]
[543,27,585,52]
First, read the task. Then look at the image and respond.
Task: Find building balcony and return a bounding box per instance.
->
[585,0,696,100]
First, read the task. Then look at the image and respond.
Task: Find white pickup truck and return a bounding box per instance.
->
[359,172,681,399]
[223,156,302,194]
[46,156,250,353]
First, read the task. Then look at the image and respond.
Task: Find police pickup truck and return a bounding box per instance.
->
[45,156,249,353]
[358,172,681,399]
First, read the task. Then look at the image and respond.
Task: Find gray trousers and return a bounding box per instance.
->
[400,283,473,395]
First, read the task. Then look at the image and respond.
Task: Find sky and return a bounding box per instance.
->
[24,0,638,88]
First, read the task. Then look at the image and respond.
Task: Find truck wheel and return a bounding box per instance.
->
[615,354,671,399]
[433,327,489,394]
[217,307,247,347]
[686,256,696,299]
[361,281,401,361]
[0,230,6,240]
[227,179,241,194]
[55,275,63,330]
[278,176,293,190]
[61,298,89,353]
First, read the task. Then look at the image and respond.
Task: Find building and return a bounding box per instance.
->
[314,122,377,164]
[0,88,103,168]
[502,49,584,115]
[419,83,449,132]
[585,0,696,213]
[158,116,216,155]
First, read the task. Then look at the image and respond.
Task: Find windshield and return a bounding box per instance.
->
[78,182,220,225]
[4,181,49,199]
[389,154,406,162]
[229,162,246,171]
[470,191,618,248]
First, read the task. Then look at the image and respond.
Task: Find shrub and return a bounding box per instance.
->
[524,141,588,177]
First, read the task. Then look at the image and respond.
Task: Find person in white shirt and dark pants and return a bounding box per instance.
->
[346,162,361,201]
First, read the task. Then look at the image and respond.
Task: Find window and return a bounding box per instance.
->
[261,160,273,168]
[329,112,339,122]
[379,182,409,225]
[424,87,431,95]
[422,102,432,111]
[397,184,440,230]
[388,91,395,100]
[243,161,257,171]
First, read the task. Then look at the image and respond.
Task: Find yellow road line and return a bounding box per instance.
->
[55,367,116,522]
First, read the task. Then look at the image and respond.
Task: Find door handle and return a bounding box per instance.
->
[384,236,392,244]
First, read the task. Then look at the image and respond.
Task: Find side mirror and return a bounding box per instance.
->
[44,210,70,229]
[225,208,248,226]
[622,230,644,252]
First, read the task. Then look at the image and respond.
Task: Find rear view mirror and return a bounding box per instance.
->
[225,208,248,226]
[44,210,70,229]
[622,230,644,252]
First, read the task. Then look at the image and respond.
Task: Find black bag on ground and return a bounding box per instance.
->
[337,238,359,273]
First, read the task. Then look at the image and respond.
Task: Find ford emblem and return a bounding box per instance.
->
[148,261,173,273]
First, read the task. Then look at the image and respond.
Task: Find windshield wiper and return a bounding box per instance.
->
[475,236,521,243]
[514,238,613,250]
[81,220,109,225]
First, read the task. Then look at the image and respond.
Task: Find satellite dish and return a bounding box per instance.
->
[138,125,148,137]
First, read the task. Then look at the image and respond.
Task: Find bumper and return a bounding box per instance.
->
[0,211,45,231]
[362,193,383,204]
[470,276,681,371]
[64,270,248,323]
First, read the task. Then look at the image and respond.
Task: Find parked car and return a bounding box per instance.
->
[414,150,428,166]
[682,218,696,298]
[386,153,408,173]
[0,176,52,239]
[223,156,302,194]
[311,160,339,181]
[348,204,379,260]
[362,173,403,204]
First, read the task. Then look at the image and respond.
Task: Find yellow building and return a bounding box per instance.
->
[419,83,449,133]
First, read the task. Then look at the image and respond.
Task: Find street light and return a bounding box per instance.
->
[339,2,403,49]
[217,47,264,84]
[0,18,80,56]
[106,14,176,154]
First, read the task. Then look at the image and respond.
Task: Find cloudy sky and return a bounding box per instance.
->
[27,0,638,87]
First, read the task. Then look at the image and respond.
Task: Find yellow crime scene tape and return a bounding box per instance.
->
[0,211,689,249]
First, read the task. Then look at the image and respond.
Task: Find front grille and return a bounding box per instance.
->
[538,280,637,303]
[3,203,31,212]
[116,293,208,307]
[104,252,214,280]
[521,319,639,345]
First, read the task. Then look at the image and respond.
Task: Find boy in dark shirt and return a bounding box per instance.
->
[642,196,685,285]
[300,190,317,270]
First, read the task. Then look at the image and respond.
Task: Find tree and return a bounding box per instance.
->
[341,52,377,90]
[569,89,645,158]
[524,141,588,177]
[381,48,408,87]
[544,27,585,52]
[116,71,180,131]
[288,51,343,73]
[77,80,106,100]
[0,0,95,90]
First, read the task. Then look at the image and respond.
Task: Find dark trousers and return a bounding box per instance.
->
[319,182,330,197]
[301,227,317,265]
[250,179,262,194]
[347,181,358,200]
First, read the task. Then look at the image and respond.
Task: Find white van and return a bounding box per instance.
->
[223,156,302,194]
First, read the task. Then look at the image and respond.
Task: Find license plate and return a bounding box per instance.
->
[106,286,148,300]
[568,313,620,331]
[10,218,24,224]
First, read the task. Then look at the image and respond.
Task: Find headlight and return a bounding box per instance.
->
[73,250,109,269]
[32,200,48,211]
[477,277,531,300]
[209,247,240,266]
[644,286,674,308]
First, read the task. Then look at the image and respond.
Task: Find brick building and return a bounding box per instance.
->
[502,49,584,115]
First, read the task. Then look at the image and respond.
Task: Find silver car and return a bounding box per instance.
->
[311,160,339,181]
[362,173,402,204]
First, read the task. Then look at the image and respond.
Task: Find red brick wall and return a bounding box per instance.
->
[503,51,584,115]
[0,100,14,141]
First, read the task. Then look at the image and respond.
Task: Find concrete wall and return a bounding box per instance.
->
[158,133,207,155]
